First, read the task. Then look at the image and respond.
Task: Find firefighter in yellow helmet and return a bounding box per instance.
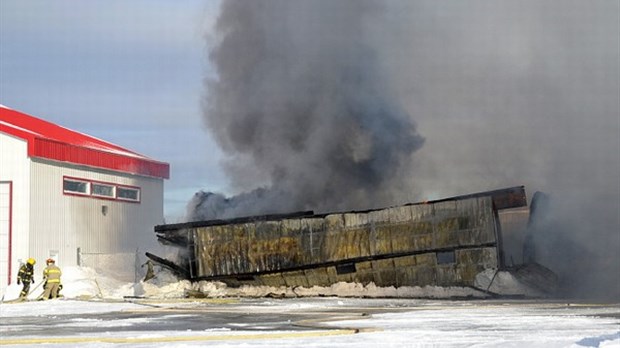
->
[40,258,62,300]
[17,258,36,299]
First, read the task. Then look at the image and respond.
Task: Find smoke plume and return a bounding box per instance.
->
[376,1,619,301]
[194,1,618,300]
[192,0,424,220]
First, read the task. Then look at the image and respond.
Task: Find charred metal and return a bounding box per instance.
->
[149,186,557,296]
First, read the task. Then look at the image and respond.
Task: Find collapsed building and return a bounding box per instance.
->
[149,186,557,297]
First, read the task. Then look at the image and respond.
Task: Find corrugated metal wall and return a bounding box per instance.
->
[191,196,499,287]
[28,159,164,280]
[498,207,530,267]
[0,134,31,295]
[33,138,169,179]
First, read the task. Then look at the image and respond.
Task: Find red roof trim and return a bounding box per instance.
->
[0,106,170,179]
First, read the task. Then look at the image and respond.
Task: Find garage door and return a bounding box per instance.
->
[0,181,12,294]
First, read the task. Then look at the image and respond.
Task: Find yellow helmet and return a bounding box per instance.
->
[27,258,36,265]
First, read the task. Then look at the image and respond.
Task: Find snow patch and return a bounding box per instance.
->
[474,268,546,297]
[3,266,551,302]
[191,280,487,299]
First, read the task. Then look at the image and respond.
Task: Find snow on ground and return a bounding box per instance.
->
[2,265,555,301]
[2,266,492,301]
[1,297,619,348]
[1,266,189,301]
[328,304,620,348]
[1,267,619,347]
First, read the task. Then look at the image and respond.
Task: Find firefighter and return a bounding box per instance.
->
[39,258,62,300]
[17,258,36,299]
[41,282,64,299]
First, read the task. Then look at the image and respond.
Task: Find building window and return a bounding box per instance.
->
[62,176,140,203]
[63,178,89,195]
[92,183,114,198]
[117,186,140,202]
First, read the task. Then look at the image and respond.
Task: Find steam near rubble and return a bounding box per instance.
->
[190,0,424,221]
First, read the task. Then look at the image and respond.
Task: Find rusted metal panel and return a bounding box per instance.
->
[300,217,325,264]
[186,195,497,286]
[413,185,526,210]
[303,268,331,286]
[152,187,531,289]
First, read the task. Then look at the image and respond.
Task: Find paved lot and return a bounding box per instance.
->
[1,297,619,347]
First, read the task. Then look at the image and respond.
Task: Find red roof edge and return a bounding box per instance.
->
[1,106,170,179]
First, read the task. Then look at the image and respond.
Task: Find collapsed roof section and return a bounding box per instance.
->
[149,186,556,296]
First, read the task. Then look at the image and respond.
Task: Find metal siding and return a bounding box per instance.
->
[0,133,31,296]
[498,207,530,266]
[33,138,170,179]
[190,196,498,287]
[29,159,165,279]
[0,182,11,288]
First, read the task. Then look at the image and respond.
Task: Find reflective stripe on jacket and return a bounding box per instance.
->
[18,265,34,282]
[43,265,62,283]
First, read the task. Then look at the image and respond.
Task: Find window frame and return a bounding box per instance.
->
[116,185,141,203]
[62,177,90,196]
[91,181,116,199]
[62,176,141,203]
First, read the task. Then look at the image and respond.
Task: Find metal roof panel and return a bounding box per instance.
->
[0,105,169,179]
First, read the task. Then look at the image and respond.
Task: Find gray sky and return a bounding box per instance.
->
[1,1,618,221]
[0,0,224,222]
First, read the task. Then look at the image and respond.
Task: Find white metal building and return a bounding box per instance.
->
[0,105,170,295]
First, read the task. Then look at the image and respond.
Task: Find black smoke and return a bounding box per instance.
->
[192,1,619,300]
[191,0,424,220]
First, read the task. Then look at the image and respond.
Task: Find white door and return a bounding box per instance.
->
[0,181,12,296]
